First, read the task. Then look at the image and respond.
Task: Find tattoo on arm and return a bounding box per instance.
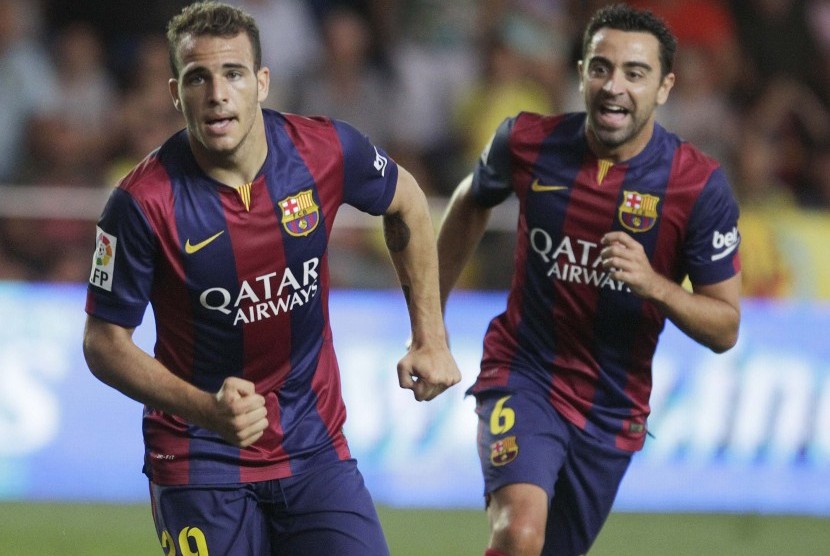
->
[383,212,411,253]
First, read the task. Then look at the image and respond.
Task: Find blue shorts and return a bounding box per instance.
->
[474,389,633,555]
[149,458,388,556]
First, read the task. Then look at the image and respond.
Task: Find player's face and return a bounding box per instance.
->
[169,32,269,161]
[579,28,674,162]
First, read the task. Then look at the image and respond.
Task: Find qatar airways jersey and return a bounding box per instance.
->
[86,109,398,485]
[469,112,741,451]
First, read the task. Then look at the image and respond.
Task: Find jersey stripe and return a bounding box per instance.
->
[274,114,348,468]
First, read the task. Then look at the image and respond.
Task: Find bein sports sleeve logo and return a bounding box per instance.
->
[373,146,388,176]
[711,226,740,261]
[89,227,117,291]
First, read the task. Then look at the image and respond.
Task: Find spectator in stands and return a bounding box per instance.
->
[384,0,481,196]
[802,138,830,207]
[453,15,557,167]
[742,77,830,206]
[731,0,828,104]
[289,6,395,146]
[630,0,742,91]
[106,35,185,186]
[0,0,57,184]
[8,22,121,282]
[227,0,322,110]
[23,22,118,187]
[655,43,740,177]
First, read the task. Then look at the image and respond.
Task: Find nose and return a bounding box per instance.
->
[602,69,623,95]
[207,76,229,104]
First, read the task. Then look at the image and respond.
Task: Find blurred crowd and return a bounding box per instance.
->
[1,0,829,290]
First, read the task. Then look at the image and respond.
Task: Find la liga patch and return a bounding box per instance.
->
[89,227,117,291]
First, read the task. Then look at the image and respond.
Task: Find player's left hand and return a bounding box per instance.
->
[600,231,662,299]
[397,342,461,402]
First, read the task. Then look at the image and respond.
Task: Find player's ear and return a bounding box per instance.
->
[257,66,270,104]
[656,72,675,106]
[169,78,182,112]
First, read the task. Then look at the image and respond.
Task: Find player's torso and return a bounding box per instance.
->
[481,116,710,413]
[144,128,340,395]
[514,115,696,305]
[134,118,355,484]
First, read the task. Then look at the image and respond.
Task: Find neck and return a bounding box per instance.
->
[192,109,268,188]
[586,118,656,163]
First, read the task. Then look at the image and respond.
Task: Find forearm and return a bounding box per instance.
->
[383,167,462,400]
[383,171,446,346]
[436,174,491,310]
[601,232,741,353]
[646,275,741,353]
[82,316,214,425]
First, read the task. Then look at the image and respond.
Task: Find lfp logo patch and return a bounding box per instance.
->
[89,227,116,291]
[618,191,659,233]
[279,190,320,237]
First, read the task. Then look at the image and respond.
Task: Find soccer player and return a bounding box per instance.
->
[82,2,461,555]
[436,4,741,556]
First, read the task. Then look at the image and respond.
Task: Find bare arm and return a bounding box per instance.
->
[600,231,741,353]
[436,174,493,310]
[384,166,461,401]
[82,315,268,446]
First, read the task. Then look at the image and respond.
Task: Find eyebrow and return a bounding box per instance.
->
[588,55,654,73]
[180,61,249,80]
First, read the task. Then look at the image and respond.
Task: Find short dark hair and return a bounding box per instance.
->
[582,3,677,77]
[166,1,261,77]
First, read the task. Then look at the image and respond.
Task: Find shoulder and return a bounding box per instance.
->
[509,111,583,147]
[117,151,170,199]
[649,125,726,195]
[115,131,186,203]
[275,109,335,131]
[271,109,348,152]
[513,110,573,129]
[656,124,720,173]
[273,109,339,138]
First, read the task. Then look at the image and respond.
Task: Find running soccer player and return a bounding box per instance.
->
[82,2,460,555]
[436,4,741,556]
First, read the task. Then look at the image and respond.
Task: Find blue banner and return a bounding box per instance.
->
[0,284,828,514]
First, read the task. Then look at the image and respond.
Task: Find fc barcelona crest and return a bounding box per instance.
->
[618,190,659,233]
[489,436,519,466]
[279,190,320,237]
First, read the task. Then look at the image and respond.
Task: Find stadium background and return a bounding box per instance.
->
[2,0,830,554]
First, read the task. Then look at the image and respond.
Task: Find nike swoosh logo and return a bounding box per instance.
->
[184,230,225,254]
[530,179,568,192]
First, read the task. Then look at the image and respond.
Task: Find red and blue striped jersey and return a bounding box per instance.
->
[86,109,398,485]
[469,112,741,451]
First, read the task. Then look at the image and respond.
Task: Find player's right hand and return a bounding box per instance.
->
[397,341,461,402]
[211,376,268,448]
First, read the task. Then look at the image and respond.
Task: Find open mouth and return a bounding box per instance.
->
[596,103,630,127]
[205,116,236,133]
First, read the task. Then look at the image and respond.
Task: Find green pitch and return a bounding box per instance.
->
[1,502,827,555]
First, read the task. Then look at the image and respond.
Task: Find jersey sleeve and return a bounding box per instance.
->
[684,168,741,286]
[334,120,399,215]
[471,116,516,208]
[85,187,157,328]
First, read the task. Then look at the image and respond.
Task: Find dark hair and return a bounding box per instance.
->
[582,3,677,77]
[166,1,261,77]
